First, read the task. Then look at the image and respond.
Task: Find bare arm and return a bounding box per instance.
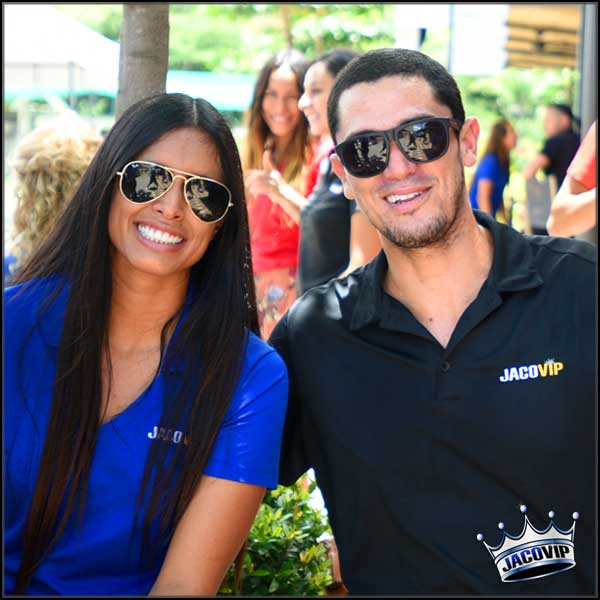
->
[546,175,597,237]
[339,211,381,278]
[149,476,265,596]
[523,153,550,180]
[475,179,494,215]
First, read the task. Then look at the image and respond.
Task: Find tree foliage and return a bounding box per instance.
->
[219,480,333,596]
[55,3,579,231]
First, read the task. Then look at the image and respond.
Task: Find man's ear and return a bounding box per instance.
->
[460,117,480,168]
[331,153,355,200]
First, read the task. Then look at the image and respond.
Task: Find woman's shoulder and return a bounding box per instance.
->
[220,331,288,424]
[5,274,67,302]
[481,152,502,166]
[5,275,69,336]
[243,331,288,378]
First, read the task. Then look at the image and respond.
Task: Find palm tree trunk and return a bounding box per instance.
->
[280,4,293,48]
[115,4,170,118]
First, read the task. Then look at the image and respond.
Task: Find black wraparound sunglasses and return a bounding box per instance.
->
[116,160,234,223]
[334,116,463,178]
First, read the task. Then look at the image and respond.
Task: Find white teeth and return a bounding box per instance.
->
[137,224,183,245]
[386,191,422,204]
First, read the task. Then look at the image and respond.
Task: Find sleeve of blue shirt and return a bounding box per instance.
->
[203,337,289,490]
[476,154,499,181]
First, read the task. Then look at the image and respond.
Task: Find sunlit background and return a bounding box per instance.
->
[4,3,596,246]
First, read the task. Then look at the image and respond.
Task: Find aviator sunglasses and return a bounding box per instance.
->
[117,160,234,223]
[335,116,463,178]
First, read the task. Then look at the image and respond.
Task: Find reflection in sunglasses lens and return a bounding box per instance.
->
[186,179,230,222]
[120,162,231,222]
[123,163,172,202]
[339,119,454,176]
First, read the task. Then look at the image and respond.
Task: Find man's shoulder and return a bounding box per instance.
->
[284,269,367,334]
[525,234,596,284]
[527,234,595,264]
[545,129,579,150]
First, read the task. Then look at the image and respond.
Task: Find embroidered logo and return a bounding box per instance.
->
[477,505,579,582]
[499,358,564,383]
[147,425,190,445]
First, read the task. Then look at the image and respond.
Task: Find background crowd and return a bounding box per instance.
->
[3,28,596,597]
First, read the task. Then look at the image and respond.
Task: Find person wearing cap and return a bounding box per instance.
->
[523,103,580,188]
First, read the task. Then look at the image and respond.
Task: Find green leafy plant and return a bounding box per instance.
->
[219,478,333,596]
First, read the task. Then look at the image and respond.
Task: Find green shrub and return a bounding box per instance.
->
[219,478,332,595]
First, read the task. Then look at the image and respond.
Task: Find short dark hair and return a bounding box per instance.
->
[310,48,361,79]
[327,48,466,143]
[548,103,574,121]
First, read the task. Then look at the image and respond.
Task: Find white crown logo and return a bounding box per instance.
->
[477,505,579,582]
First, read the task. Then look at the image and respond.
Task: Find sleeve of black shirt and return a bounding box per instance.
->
[541,136,560,166]
[269,311,310,486]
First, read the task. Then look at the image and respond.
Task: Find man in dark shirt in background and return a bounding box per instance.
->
[523,104,580,235]
[523,103,580,187]
[270,49,595,595]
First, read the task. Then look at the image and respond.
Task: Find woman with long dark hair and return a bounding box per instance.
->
[468,119,517,221]
[242,49,311,339]
[4,93,288,595]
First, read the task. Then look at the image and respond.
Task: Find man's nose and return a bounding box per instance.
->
[383,139,418,180]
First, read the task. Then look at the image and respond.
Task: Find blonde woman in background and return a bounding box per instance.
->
[243,49,311,339]
[5,121,103,279]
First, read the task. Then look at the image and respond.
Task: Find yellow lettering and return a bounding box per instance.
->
[554,362,564,375]
[537,363,549,377]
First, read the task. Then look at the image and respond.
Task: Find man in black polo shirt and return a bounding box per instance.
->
[270,48,595,595]
[523,103,580,189]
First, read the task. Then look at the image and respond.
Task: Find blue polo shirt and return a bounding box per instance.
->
[4,276,288,596]
[469,153,509,217]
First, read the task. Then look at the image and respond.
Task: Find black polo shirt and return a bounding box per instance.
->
[270,210,596,595]
[541,128,580,186]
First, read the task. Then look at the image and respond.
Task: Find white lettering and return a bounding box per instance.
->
[518,366,530,380]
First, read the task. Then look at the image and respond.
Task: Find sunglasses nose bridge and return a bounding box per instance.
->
[151,173,189,218]
[385,129,419,176]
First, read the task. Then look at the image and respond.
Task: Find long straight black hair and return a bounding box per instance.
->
[12,93,259,593]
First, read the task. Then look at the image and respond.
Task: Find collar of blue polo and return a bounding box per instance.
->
[350,209,545,331]
[36,275,194,373]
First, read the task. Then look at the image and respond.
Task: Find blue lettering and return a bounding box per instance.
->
[520,549,533,563]
[511,553,523,568]
[531,547,543,560]
[542,545,554,559]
